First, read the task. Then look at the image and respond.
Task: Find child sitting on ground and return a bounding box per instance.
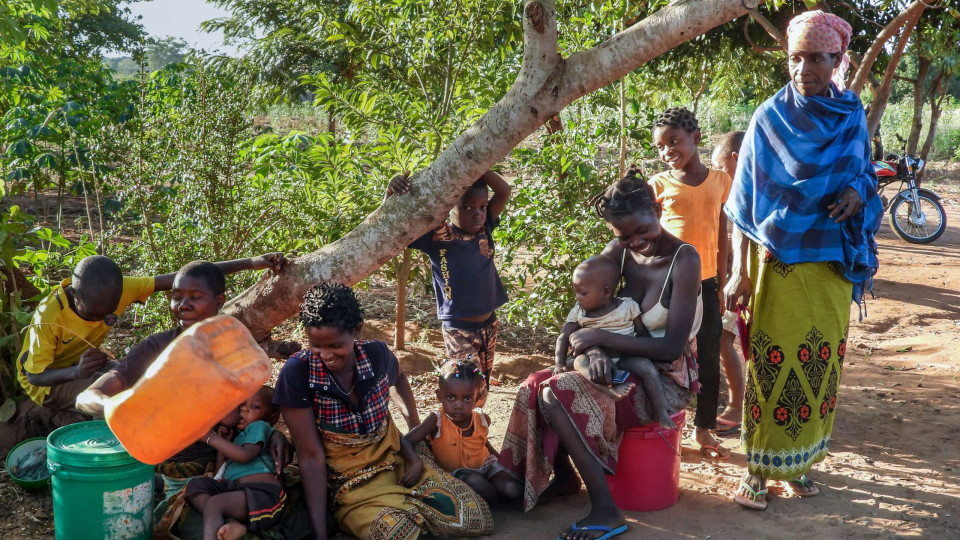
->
[385,170,512,405]
[402,359,522,504]
[186,386,285,540]
[18,252,286,412]
[555,255,677,428]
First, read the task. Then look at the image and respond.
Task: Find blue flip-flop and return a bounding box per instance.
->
[557,522,629,540]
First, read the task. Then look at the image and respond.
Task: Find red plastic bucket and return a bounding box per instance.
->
[606,409,685,511]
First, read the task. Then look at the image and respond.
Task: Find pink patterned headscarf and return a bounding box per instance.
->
[787,10,853,90]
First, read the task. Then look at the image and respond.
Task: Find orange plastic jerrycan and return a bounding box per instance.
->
[105,315,271,465]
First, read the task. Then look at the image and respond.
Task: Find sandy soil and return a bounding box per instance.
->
[2,167,959,539]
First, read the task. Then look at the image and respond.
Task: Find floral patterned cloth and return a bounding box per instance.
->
[742,241,852,480]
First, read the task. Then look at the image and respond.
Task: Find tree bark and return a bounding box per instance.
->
[850,0,927,95]
[393,249,411,350]
[747,8,788,51]
[865,7,923,137]
[223,0,760,341]
[906,55,930,155]
[918,74,947,181]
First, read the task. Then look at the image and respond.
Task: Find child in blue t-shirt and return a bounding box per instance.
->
[186,386,285,540]
[386,170,511,404]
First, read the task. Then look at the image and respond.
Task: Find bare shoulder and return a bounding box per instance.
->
[675,244,702,272]
[601,239,623,259]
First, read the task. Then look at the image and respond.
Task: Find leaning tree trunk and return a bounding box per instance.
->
[223,0,760,342]
[865,7,923,137]
[906,55,930,155]
[850,0,927,96]
[918,74,947,181]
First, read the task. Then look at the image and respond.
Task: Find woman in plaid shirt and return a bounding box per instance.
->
[274,283,494,540]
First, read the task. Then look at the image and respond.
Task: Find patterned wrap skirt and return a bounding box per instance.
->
[498,357,695,512]
[323,418,493,540]
[742,241,852,480]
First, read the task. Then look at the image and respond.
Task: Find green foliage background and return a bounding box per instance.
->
[2,0,960,402]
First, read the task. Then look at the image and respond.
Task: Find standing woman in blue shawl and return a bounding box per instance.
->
[723,10,882,510]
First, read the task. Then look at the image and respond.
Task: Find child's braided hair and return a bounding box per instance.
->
[589,168,658,220]
[436,358,484,389]
[299,283,364,331]
[653,106,699,133]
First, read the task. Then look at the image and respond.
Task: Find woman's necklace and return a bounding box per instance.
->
[329,371,356,395]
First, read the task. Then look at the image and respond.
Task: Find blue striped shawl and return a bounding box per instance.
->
[724,82,882,303]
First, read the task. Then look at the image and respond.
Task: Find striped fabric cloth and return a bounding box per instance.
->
[725,82,882,302]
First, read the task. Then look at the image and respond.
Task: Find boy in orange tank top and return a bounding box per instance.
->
[403,359,522,504]
[650,107,733,460]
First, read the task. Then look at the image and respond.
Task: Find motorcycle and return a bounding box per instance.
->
[872,135,947,244]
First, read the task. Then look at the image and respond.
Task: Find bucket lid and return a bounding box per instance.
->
[47,420,138,468]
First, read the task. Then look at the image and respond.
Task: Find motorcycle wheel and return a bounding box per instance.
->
[888,192,947,244]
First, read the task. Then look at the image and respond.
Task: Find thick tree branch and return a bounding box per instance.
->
[865,7,924,135]
[223,0,756,340]
[742,17,781,53]
[850,0,927,94]
[747,8,788,51]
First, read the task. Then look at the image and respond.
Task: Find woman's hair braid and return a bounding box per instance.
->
[589,168,658,220]
[299,283,364,331]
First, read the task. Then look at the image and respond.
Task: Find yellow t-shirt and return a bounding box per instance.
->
[16,276,155,405]
[650,169,732,280]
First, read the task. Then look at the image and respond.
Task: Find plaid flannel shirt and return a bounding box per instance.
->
[304,341,393,435]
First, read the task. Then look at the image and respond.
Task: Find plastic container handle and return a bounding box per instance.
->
[47,462,60,474]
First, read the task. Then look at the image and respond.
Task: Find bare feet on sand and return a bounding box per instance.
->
[217,521,248,540]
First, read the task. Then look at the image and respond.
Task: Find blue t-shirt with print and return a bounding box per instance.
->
[223,420,275,481]
[408,208,508,320]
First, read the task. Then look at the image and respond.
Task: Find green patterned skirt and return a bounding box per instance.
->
[742,241,852,481]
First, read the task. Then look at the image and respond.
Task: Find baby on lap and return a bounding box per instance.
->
[555,255,676,428]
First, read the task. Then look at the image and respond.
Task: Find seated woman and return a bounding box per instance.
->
[274,283,494,540]
[499,172,702,540]
[75,260,291,477]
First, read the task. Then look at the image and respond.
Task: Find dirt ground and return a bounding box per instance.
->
[2,165,959,539]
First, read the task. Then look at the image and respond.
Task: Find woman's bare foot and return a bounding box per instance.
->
[695,427,730,460]
[557,504,626,540]
[217,521,247,540]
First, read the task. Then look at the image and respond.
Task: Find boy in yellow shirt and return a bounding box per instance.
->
[16,253,286,410]
[650,107,732,459]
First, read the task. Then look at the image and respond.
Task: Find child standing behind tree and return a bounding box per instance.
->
[385,170,512,405]
[650,107,733,460]
[186,386,285,540]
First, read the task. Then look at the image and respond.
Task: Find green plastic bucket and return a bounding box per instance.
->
[47,421,154,540]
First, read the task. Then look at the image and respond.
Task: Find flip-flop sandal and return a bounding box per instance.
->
[699,442,731,460]
[557,523,628,540]
[712,420,741,436]
[734,481,768,510]
[785,475,820,497]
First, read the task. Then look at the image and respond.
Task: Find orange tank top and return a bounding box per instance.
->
[429,409,490,471]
